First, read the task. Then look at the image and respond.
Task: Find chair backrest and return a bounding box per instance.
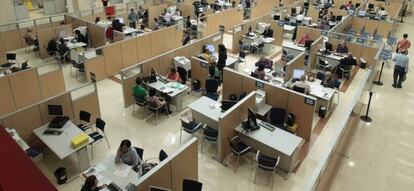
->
[182,179,203,191]
[334,79,341,89]
[180,119,192,130]
[176,67,187,84]
[95,118,106,132]
[21,61,28,70]
[292,85,306,93]
[256,151,280,171]
[319,59,327,66]
[79,110,91,123]
[134,95,147,104]
[134,147,144,160]
[269,107,286,127]
[203,126,218,138]
[159,149,168,162]
[239,50,246,59]
[205,79,218,93]
[316,72,325,80]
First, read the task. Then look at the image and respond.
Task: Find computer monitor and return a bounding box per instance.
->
[205,44,215,54]
[117,17,124,24]
[48,105,63,116]
[368,3,374,10]
[238,92,247,101]
[325,42,333,51]
[243,107,258,131]
[221,100,237,111]
[336,15,342,21]
[305,40,314,50]
[293,69,305,79]
[6,53,16,62]
[149,186,172,191]
[304,2,309,7]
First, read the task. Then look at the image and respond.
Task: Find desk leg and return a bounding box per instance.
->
[77,147,90,172]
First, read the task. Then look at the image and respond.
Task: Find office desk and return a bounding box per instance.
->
[188,96,222,128]
[315,52,346,69]
[308,79,336,113]
[82,155,140,189]
[282,41,306,56]
[65,40,87,62]
[97,20,112,28]
[235,120,304,177]
[146,78,189,112]
[33,121,93,171]
[211,53,239,68]
[283,25,296,34]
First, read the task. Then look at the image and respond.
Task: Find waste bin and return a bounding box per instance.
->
[360,60,367,69]
[54,167,67,185]
[192,80,200,91]
[318,106,327,118]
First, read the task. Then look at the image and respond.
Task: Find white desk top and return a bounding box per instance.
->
[97,20,112,28]
[33,121,93,159]
[308,80,336,101]
[123,27,139,35]
[235,119,303,156]
[188,96,222,122]
[172,15,183,21]
[316,52,346,61]
[210,53,238,67]
[146,78,188,98]
[282,41,306,52]
[284,25,296,31]
[83,155,140,189]
[66,41,87,49]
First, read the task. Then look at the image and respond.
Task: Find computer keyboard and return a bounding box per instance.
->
[159,77,168,84]
[43,129,63,135]
[259,121,275,131]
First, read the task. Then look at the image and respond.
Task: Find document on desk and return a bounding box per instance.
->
[113,164,131,177]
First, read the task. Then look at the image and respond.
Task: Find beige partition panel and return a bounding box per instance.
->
[37,28,56,58]
[364,20,378,34]
[163,27,177,51]
[137,34,152,62]
[351,17,366,33]
[179,3,195,19]
[85,56,106,81]
[123,76,138,108]
[377,21,393,37]
[148,4,168,28]
[222,68,244,99]
[121,39,139,68]
[175,29,183,48]
[241,75,258,95]
[205,12,223,36]
[72,92,101,125]
[1,30,24,52]
[264,83,289,109]
[188,40,202,57]
[8,69,42,109]
[190,58,209,90]
[38,93,74,123]
[232,27,243,53]
[170,139,198,191]
[159,52,175,75]
[136,163,172,191]
[287,92,315,141]
[114,31,125,42]
[88,23,106,47]
[142,58,161,76]
[0,34,6,63]
[0,77,16,117]
[175,45,189,58]
[150,30,165,56]
[271,21,284,46]
[286,53,305,80]
[38,69,66,98]
[54,24,73,38]
[103,43,123,77]
[361,46,379,68]
[347,43,362,65]
[308,5,319,22]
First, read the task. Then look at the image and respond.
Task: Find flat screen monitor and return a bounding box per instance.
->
[293,69,305,79]
[304,2,309,7]
[325,42,333,51]
[205,44,215,53]
[149,186,172,191]
[221,100,237,111]
[6,53,16,61]
[48,105,63,116]
[336,15,342,21]
[368,3,374,9]
[117,17,124,24]
[245,107,258,130]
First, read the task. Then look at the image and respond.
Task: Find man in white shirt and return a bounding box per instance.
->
[164,11,172,25]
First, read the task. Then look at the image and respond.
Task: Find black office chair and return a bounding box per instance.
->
[133,95,147,116]
[179,118,203,143]
[183,179,202,191]
[89,118,110,159]
[339,65,353,79]
[254,151,280,188]
[70,60,85,80]
[77,110,92,132]
[269,107,287,129]
[205,79,219,101]
[226,135,251,173]
[145,149,168,164]
[292,86,306,94]
[177,67,188,84]
[134,146,144,160]
[146,101,166,125]
[316,71,325,81]
[21,60,29,70]
[201,126,218,156]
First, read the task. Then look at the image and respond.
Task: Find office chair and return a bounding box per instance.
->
[201,126,218,156]
[334,79,342,103]
[316,71,325,81]
[146,100,168,125]
[269,107,287,129]
[183,179,203,191]
[176,67,188,84]
[254,151,280,188]
[77,110,92,132]
[205,79,219,101]
[282,49,294,61]
[225,135,251,173]
[133,95,147,116]
[145,149,168,164]
[134,146,144,160]
[238,50,247,69]
[179,118,203,143]
[316,59,331,71]
[70,60,85,80]
[89,118,110,159]
[339,65,353,79]
[292,86,306,94]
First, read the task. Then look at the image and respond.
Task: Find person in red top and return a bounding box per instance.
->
[296,31,312,45]
[166,67,182,82]
[397,34,411,53]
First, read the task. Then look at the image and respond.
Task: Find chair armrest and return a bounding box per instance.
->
[240,146,251,154]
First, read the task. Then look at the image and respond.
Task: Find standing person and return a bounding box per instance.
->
[102,0,108,7]
[137,6,145,19]
[128,8,138,29]
[396,34,411,53]
[392,50,409,88]
[217,44,227,81]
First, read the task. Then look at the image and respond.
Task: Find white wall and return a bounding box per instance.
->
[0,0,17,25]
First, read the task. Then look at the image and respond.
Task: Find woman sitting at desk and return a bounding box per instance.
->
[115,139,143,172]
[321,71,335,88]
[255,56,273,69]
[200,45,215,65]
[296,31,312,45]
[75,30,87,45]
[148,88,171,114]
[336,42,349,53]
[166,67,182,82]
[254,64,266,80]
[81,175,107,191]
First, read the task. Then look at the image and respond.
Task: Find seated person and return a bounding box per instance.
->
[163,11,172,25]
[112,19,124,32]
[292,74,310,94]
[254,64,266,80]
[166,67,182,82]
[296,31,312,45]
[262,26,273,38]
[75,30,88,44]
[57,38,69,61]
[321,71,335,88]
[336,42,349,53]
[24,28,39,49]
[255,56,273,69]
[182,30,191,45]
[336,52,356,77]
[153,18,161,31]
[115,139,143,172]
[308,69,318,82]
[81,175,107,191]
[148,88,171,114]
[95,17,100,24]
[200,45,215,65]
[132,77,148,98]
[246,26,254,36]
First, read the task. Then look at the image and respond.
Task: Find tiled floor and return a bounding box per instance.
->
[328,13,414,191]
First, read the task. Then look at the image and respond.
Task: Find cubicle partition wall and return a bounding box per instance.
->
[349,16,394,37]
[222,68,316,141]
[285,52,306,81]
[64,14,107,48]
[204,7,244,36]
[0,62,66,117]
[148,4,168,28]
[119,33,223,108]
[308,36,324,70]
[0,82,101,149]
[250,0,279,19]
[135,138,198,191]
[296,26,322,42]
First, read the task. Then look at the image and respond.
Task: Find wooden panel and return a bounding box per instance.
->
[175,46,189,58]
[137,34,152,62]
[85,56,106,82]
[123,76,138,108]
[179,3,195,19]
[361,46,379,68]
[159,52,176,76]
[287,92,315,141]
[364,20,378,34]
[347,43,362,65]
[71,92,101,125]
[171,140,198,191]
[37,28,56,59]
[38,93,74,123]
[113,31,125,42]
[242,76,258,95]
[0,34,6,63]
[264,84,289,108]
[142,58,161,77]
[2,106,45,148]
[232,29,243,53]
[188,40,202,57]
[88,23,106,48]
[218,107,241,161]
[222,69,243,99]
[0,77,16,117]
[352,17,366,33]
[35,23,52,30]
[239,92,256,121]
[8,69,42,109]
[190,58,209,90]
[121,39,139,68]
[137,162,172,191]
[163,27,177,51]
[54,24,73,38]
[1,30,24,52]
[151,30,165,56]
[175,29,183,48]
[271,21,284,46]
[377,22,393,37]
[38,69,66,98]
[103,43,123,77]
